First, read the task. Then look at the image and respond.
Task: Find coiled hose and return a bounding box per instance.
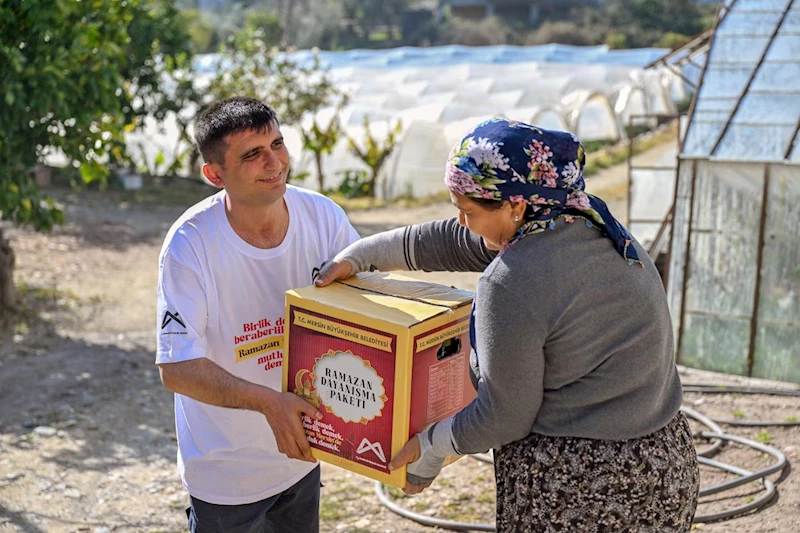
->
[375,384,799,530]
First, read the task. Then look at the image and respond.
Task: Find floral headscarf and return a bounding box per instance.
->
[445,118,639,264]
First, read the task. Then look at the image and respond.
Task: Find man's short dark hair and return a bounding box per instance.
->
[194,97,279,165]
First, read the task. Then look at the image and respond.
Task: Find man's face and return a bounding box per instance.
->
[204,122,290,207]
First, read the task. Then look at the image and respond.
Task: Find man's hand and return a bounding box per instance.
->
[158,359,322,462]
[314,259,354,287]
[261,391,322,463]
[389,436,433,495]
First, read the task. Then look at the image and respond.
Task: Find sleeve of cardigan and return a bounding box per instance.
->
[449,276,546,454]
[334,217,496,274]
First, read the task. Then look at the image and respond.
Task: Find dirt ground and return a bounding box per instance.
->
[1,173,799,533]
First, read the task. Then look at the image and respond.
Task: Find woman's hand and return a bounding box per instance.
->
[391,420,456,494]
[314,259,354,287]
[389,436,434,495]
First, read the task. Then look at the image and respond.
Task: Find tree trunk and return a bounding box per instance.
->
[0,226,16,312]
[282,0,296,46]
[315,152,325,193]
[366,170,377,198]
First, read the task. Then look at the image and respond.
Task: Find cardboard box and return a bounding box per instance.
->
[284,272,476,487]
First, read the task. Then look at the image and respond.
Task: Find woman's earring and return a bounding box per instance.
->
[514,215,519,223]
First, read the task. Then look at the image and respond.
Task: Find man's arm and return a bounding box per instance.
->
[157,251,320,462]
[158,358,322,462]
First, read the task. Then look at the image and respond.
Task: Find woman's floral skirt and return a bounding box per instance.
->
[494,412,699,532]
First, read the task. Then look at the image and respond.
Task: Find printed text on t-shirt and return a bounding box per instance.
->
[233,317,285,344]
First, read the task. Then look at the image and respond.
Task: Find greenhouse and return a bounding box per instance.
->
[667,0,800,383]
[118,43,692,199]
[283,46,688,198]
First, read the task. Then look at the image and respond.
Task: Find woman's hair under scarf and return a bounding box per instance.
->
[445,118,640,265]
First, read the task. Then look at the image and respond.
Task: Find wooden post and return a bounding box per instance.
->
[0,227,16,311]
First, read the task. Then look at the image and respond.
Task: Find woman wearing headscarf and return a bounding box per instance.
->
[316,118,699,532]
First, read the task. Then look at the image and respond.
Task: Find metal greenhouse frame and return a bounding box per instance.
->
[667,0,800,383]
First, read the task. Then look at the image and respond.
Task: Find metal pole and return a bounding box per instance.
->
[662,113,688,289]
[746,165,771,377]
[784,117,800,160]
[676,159,699,364]
[643,28,714,69]
[627,115,634,225]
[683,0,728,127]
[709,0,795,156]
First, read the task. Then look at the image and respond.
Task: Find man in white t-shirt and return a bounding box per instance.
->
[156,97,359,532]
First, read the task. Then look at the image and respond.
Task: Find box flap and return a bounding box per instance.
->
[287,272,474,327]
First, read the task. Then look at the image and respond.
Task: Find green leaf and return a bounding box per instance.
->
[1,0,196,231]
[79,160,109,185]
[476,177,506,188]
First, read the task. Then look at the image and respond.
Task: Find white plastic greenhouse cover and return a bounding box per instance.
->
[284,47,687,198]
[65,44,687,192]
[682,0,800,163]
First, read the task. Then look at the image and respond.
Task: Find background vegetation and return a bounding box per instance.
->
[1,0,710,311]
[176,0,716,54]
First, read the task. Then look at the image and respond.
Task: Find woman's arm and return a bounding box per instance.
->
[449,278,546,453]
[329,218,496,277]
[389,275,547,489]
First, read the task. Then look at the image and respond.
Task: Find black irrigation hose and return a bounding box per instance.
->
[677,406,787,522]
[695,432,786,498]
[682,384,800,397]
[374,483,495,532]
[472,452,493,464]
[683,384,800,428]
[679,405,725,457]
[707,418,800,427]
[694,456,777,522]
[375,386,794,531]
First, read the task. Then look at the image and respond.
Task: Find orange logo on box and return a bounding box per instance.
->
[294,369,321,408]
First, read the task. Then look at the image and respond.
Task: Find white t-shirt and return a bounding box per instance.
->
[156,185,359,505]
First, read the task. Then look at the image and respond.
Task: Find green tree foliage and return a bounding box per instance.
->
[439,15,512,46]
[178,0,714,50]
[182,8,216,53]
[578,0,709,48]
[208,28,341,126]
[621,0,705,36]
[290,0,348,50]
[242,10,283,47]
[300,99,348,193]
[656,31,693,49]
[347,117,403,198]
[605,32,629,50]
[343,0,408,41]
[0,0,194,309]
[526,20,600,47]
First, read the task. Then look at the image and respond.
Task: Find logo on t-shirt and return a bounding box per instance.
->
[161,311,186,331]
